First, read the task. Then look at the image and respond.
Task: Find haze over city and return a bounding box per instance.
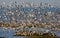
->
[0,0,60,7]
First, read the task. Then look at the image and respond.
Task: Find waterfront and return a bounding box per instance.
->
[0,27,60,38]
[0,1,60,38]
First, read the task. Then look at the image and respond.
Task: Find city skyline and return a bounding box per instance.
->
[0,0,60,7]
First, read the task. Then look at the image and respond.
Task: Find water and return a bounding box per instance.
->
[0,27,25,38]
[0,27,60,38]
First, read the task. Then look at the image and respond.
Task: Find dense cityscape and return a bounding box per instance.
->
[0,1,60,38]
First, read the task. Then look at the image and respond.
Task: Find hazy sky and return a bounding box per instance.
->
[0,0,60,7]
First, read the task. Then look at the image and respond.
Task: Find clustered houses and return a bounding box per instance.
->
[0,2,60,36]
